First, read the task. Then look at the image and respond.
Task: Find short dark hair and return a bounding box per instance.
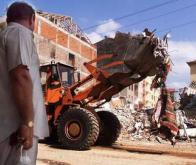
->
[6,1,35,23]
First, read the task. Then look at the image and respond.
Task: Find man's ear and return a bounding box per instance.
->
[29,14,35,29]
[32,14,35,22]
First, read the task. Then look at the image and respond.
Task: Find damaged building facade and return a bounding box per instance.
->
[34,11,97,78]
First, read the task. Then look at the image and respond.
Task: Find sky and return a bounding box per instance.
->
[0,0,196,89]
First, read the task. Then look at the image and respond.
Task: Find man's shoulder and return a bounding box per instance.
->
[4,24,33,45]
[6,23,32,37]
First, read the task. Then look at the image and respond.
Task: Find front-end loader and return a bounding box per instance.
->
[40,30,171,150]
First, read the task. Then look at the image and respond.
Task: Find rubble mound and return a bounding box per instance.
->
[112,109,155,142]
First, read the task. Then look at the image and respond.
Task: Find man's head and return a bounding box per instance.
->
[6,1,35,31]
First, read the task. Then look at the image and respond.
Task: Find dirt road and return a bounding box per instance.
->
[37,141,196,165]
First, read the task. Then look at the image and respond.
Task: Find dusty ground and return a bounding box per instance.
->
[37,140,196,165]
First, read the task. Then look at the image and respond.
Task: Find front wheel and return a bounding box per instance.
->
[57,107,99,150]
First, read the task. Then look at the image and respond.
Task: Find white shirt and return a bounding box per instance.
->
[0,22,49,142]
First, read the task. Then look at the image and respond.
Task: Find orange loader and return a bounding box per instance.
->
[40,30,171,150]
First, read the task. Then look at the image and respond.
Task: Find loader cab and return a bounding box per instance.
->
[40,61,80,105]
[40,61,76,88]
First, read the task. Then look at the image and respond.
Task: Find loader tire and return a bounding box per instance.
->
[96,111,121,146]
[57,107,99,150]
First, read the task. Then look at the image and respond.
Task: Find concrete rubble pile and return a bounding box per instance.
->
[99,99,154,141]
[109,93,196,142]
[177,91,196,138]
[111,108,156,142]
[176,109,196,139]
[111,107,196,143]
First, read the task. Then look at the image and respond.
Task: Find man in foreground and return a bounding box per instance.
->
[0,2,49,164]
